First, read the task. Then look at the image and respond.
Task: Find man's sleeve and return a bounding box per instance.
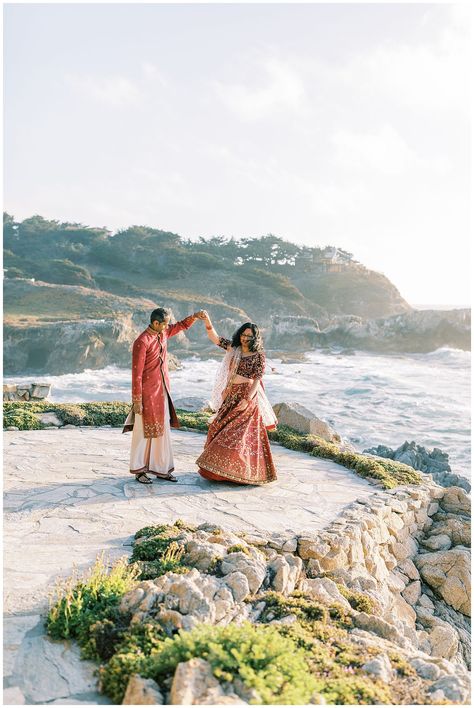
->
[167,315,197,338]
[132,339,146,402]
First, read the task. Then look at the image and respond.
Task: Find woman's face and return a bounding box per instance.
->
[240,327,254,346]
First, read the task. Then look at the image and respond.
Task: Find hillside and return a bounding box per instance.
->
[5,212,467,375]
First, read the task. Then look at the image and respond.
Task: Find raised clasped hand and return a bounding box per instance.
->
[195,310,207,320]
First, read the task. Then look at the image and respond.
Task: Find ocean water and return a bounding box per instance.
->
[5,347,470,480]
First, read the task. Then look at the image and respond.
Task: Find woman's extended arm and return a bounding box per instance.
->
[202,311,222,347]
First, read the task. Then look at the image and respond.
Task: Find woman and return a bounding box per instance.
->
[196,313,278,485]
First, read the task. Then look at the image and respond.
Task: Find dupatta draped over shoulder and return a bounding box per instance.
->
[196,337,277,485]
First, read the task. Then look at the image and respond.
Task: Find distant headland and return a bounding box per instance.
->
[3,213,470,375]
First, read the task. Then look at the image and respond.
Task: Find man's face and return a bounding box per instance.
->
[151,316,170,333]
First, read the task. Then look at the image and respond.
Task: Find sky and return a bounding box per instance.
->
[3,2,472,306]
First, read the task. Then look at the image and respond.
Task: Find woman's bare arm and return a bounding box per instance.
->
[202,311,221,346]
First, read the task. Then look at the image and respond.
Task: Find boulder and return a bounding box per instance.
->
[122,675,163,704]
[352,612,406,646]
[397,558,419,581]
[220,552,267,594]
[421,534,452,551]
[401,580,421,606]
[361,653,394,683]
[428,674,471,704]
[183,540,227,572]
[428,515,471,547]
[31,383,52,399]
[409,658,441,681]
[439,487,471,515]
[174,397,210,412]
[38,412,62,428]
[272,402,341,443]
[170,658,245,705]
[224,572,250,603]
[3,687,26,705]
[269,554,303,595]
[429,625,459,660]
[415,547,471,616]
[298,578,352,610]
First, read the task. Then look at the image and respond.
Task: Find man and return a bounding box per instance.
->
[123,307,205,483]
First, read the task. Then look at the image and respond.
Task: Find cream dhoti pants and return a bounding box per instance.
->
[129,395,174,476]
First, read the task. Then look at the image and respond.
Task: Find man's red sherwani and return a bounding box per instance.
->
[131,316,196,438]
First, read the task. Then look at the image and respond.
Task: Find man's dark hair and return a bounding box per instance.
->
[150,307,171,324]
[231,322,263,352]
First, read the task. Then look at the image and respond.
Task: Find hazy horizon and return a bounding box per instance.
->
[4,2,471,306]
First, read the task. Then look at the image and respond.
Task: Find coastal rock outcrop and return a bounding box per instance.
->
[415,548,470,617]
[363,441,471,492]
[272,401,341,443]
[3,382,51,402]
[122,675,164,705]
[98,475,472,705]
[315,308,470,353]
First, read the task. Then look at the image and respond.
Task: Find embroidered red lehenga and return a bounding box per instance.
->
[196,338,277,485]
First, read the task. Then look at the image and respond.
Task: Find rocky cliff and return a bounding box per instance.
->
[3,217,470,375]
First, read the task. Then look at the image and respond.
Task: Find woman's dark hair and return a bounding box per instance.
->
[231,322,263,352]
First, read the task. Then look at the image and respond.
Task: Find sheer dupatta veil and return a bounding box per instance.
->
[210,346,277,430]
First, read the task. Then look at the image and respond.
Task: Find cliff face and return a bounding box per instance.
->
[314,309,471,353]
[3,218,469,375]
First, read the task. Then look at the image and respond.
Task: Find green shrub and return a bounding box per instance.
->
[131,523,192,579]
[227,544,251,555]
[3,401,212,431]
[312,676,392,704]
[132,542,191,580]
[334,583,376,614]
[268,425,423,489]
[3,407,44,430]
[98,650,153,704]
[259,591,327,624]
[146,622,318,705]
[175,409,212,431]
[57,404,87,426]
[46,554,139,652]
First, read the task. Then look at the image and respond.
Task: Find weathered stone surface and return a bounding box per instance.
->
[415,547,471,616]
[429,625,459,660]
[397,558,419,581]
[439,487,471,516]
[220,552,267,594]
[417,594,435,612]
[421,534,452,551]
[174,397,209,412]
[170,658,245,705]
[3,687,26,705]
[409,658,441,680]
[299,578,352,610]
[12,635,97,703]
[401,580,421,606]
[38,412,63,427]
[122,675,163,704]
[297,538,330,561]
[429,515,471,547]
[272,401,341,443]
[224,572,250,603]
[269,554,302,595]
[389,536,418,561]
[362,653,394,683]
[183,539,227,571]
[428,673,471,703]
[353,613,406,646]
